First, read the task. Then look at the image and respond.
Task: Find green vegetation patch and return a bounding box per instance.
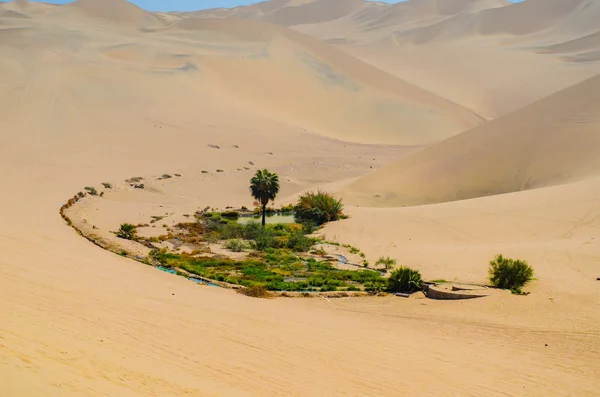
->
[151,249,386,292]
[294,190,345,226]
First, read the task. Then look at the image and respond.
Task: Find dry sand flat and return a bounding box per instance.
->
[1,0,600,396]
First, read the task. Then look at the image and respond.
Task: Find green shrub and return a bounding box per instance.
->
[215,274,226,282]
[294,190,344,226]
[280,204,294,213]
[221,211,239,220]
[241,221,262,240]
[221,223,245,240]
[225,239,246,252]
[388,267,423,293]
[376,256,397,270]
[116,223,137,240]
[300,220,318,234]
[488,254,534,293]
[251,228,276,251]
[286,231,315,252]
[102,182,113,189]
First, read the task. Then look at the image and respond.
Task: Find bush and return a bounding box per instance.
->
[221,211,239,220]
[294,190,344,226]
[286,231,315,252]
[251,228,276,251]
[116,223,137,240]
[488,254,534,293]
[300,220,318,234]
[388,267,423,293]
[376,256,396,270]
[84,186,98,196]
[238,285,272,298]
[280,204,294,213]
[221,223,245,240]
[225,239,246,252]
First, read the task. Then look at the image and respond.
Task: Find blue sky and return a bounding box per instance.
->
[2,0,523,13]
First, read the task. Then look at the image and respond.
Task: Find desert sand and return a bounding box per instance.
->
[1,0,599,396]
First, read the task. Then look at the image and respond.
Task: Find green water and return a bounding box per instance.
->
[237,214,296,225]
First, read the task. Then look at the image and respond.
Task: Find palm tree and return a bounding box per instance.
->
[250,169,280,226]
[116,223,137,240]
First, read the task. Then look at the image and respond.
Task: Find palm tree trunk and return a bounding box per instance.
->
[261,203,267,227]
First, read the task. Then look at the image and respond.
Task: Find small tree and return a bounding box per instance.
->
[249,169,280,227]
[388,267,423,293]
[376,256,396,270]
[488,254,534,294]
[116,223,137,240]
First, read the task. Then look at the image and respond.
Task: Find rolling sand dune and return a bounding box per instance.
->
[1,0,600,396]
[172,17,482,144]
[343,73,600,207]
[205,0,600,117]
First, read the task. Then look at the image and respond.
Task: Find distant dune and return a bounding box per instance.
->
[342,73,600,207]
[196,0,600,118]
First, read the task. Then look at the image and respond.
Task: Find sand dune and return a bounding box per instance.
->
[171,17,483,144]
[0,2,483,145]
[343,73,600,207]
[1,0,600,396]
[58,0,169,30]
[206,0,600,117]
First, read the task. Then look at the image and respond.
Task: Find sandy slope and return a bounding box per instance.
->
[0,1,483,145]
[343,73,600,206]
[0,0,599,396]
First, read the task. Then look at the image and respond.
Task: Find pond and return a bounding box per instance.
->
[237,213,296,225]
[190,278,219,287]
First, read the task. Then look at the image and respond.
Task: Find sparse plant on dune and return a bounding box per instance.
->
[488,254,534,294]
[376,256,396,270]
